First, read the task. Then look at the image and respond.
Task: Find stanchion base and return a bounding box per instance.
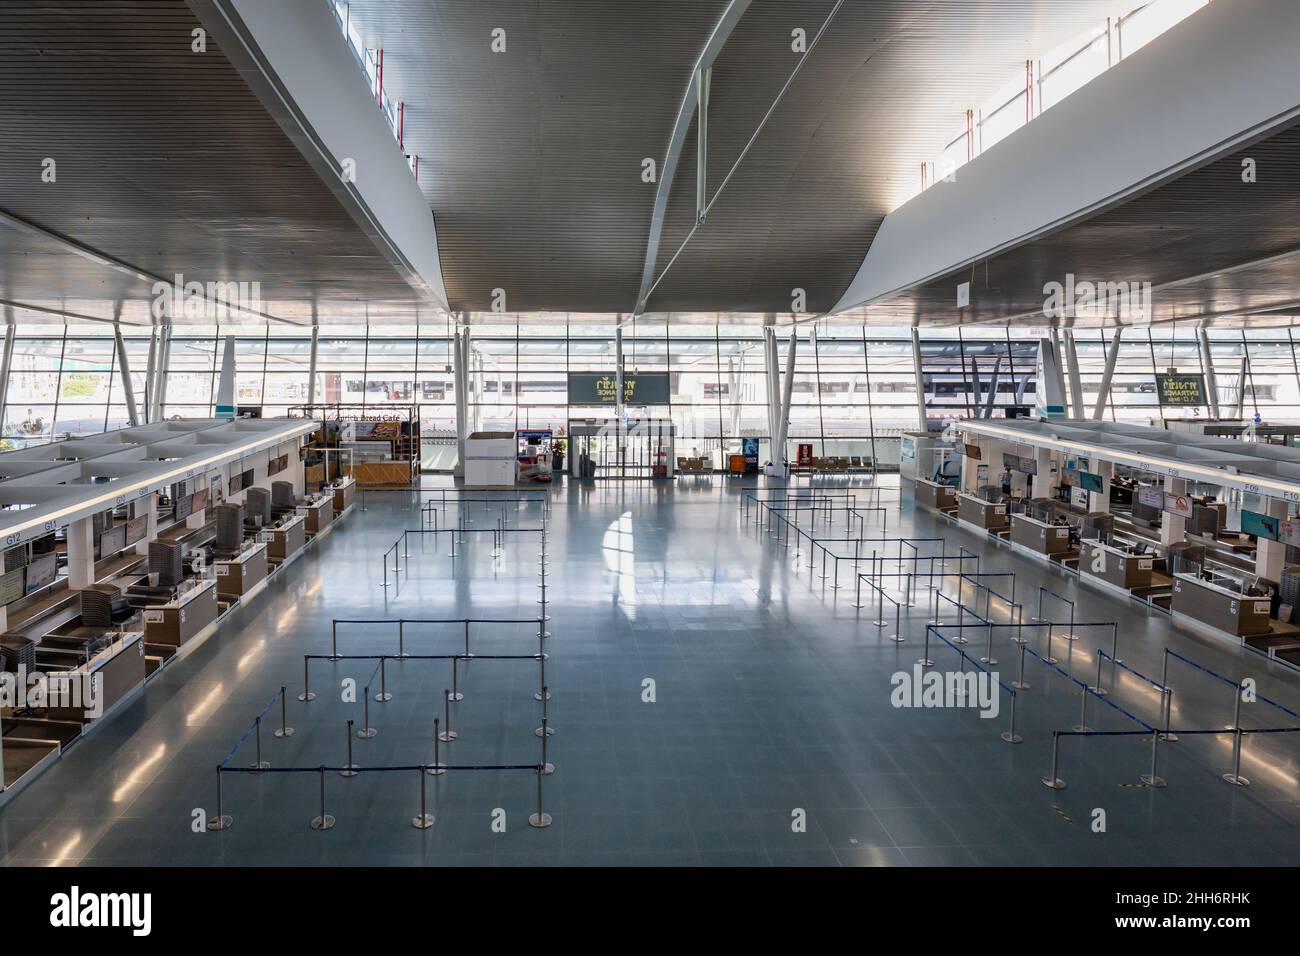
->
[274,727,295,738]
[1045,656,1059,665]
[979,656,998,665]
[1010,636,1029,645]
[207,814,233,831]
[1089,686,1108,697]
[448,692,464,702]
[491,549,504,557]
[340,765,360,778]
[310,815,336,831]
[1000,732,1023,744]
[541,762,555,775]
[374,692,393,703]
[250,760,270,770]
[534,690,551,701]
[952,637,969,645]
[1063,634,1079,642]
[1010,680,1030,690]
[425,764,446,776]
[1159,732,1179,742]
[438,731,458,742]
[1140,774,1166,789]
[412,813,435,829]
[535,726,556,738]
[1071,724,1091,733]
[297,692,316,702]
[873,619,889,627]
[888,635,904,643]
[1221,773,1251,787]
[528,812,553,828]
[357,727,377,739]
[850,603,866,609]
[1041,777,1066,790]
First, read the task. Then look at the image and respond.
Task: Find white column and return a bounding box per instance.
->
[1198,328,1222,419]
[1092,460,1114,514]
[1256,497,1288,582]
[1034,447,1056,498]
[307,325,320,407]
[453,328,468,478]
[135,493,158,556]
[1160,476,1187,548]
[287,440,306,497]
[1091,328,1123,420]
[67,516,96,589]
[767,331,797,475]
[1064,330,1085,419]
[113,322,140,426]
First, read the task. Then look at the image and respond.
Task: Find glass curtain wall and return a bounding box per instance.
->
[6,323,1300,465]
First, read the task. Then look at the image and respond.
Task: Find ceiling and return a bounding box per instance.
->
[1,0,1294,331]
[0,0,433,326]
[339,0,1132,314]
[841,119,1300,329]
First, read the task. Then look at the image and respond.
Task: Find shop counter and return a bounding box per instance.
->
[142,580,220,648]
[214,543,269,600]
[1010,513,1071,555]
[1079,541,1153,590]
[1171,573,1272,637]
[914,478,958,512]
[303,495,334,535]
[958,494,1008,530]
[265,515,306,563]
[332,476,356,514]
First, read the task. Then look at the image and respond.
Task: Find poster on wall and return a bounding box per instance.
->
[1154,373,1207,407]
[1163,492,1194,518]
[797,444,813,467]
[567,372,670,406]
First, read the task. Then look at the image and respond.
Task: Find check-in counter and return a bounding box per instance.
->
[958,493,1008,530]
[142,579,220,648]
[1010,513,1071,555]
[214,543,269,600]
[914,478,958,512]
[332,477,356,514]
[265,515,306,563]
[1079,540,1153,590]
[42,632,146,724]
[303,495,334,535]
[1171,573,1272,637]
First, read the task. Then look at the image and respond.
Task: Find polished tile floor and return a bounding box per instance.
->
[2,477,1298,866]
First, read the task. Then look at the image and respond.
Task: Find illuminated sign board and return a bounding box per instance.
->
[567,373,670,406]
[1154,373,1206,407]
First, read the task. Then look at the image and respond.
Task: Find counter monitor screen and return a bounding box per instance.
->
[174,492,193,521]
[1002,452,1018,470]
[192,488,209,513]
[25,551,56,593]
[1078,471,1104,494]
[99,524,126,558]
[229,471,244,494]
[125,514,149,545]
[1241,509,1280,542]
[0,566,24,606]
[1138,488,1165,509]
[3,543,28,573]
[963,443,982,461]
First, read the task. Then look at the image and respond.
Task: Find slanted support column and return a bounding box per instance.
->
[155,321,173,420]
[763,322,780,446]
[1050,327,1069,417]
[112,322,140,427]
[1091,327,1123,420]
[1064,330,1084,420]
[1198,328,1222,419]
[0,318,16,423]
[911,326,927,431]
[67,516,96,590]
[453,326,469,478]
[766,331,798,476]
[307,325,320,406]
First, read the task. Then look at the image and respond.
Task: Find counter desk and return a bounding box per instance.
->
[1079,540,1154,592]
[1009,513,1071,555]
[914,478,958,512]
[1171,573,1272,638]
[214,543,269,600]
[142,579,220,649]
[265,515,306,564]
[957,494,1008,531]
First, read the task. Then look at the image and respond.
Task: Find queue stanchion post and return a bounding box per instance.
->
[1042,731,1066,790]
[375,658,392,702]
[439,690,457,742]
[979,621,997,665]
[1141,688,1170,788]
[918,626,934,668]
[1043,623,1059,665]
[413,767,435,829]
[1011,640,1030,690]
[399,620,406,658]
[311,768,335,830]
[427,718,446,775]
[341,720,359,776]
[299,656,315,702]
[450,655,463,702]
[540,693,554,774]
[358,687,377,738]
[275,686,295,738]
[529,757,553,829]
[535,681,556,738]
[207,767,233,831]
[1222,680,1250,787]
[535,648,549,702]
[1001,691,1023,744]
[465,620,473,658]
[330,621,339,661]
[1159,681,1178,742]
[250,716,269,770]
[1091,651,1107,697]
[1073,682,1091,733]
